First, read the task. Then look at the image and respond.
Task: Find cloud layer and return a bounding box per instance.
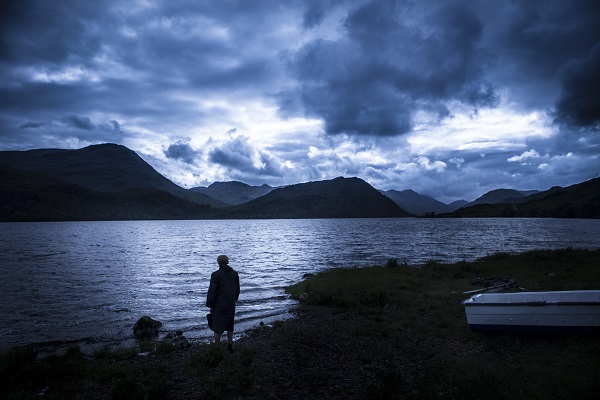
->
[1,0,598,202]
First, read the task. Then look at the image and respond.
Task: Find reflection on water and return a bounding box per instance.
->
[1,218,599,350]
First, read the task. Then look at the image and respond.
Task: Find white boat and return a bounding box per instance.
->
[462,290,600,333]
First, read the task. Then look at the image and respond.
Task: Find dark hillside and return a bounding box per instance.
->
[190,181,274,205]
[219,176,411,218]
[383,189,452,215]
[467,188,539,206]
[0,166,215,221]
[445,177,600,218]
[0,144,224,208]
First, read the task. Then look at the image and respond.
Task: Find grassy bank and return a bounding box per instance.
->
[286,248,600,399]
[2,248,599,399]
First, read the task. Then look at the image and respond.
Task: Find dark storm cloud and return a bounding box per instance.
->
[19,121,46,129]
[164,141,199,164]
[554,44,600,128]
[61,115,93,130]
[99,120,121,134]
[0,0,298,149]
[302,0,333,28]
[278,0,600,136]
[4,0,597,145]
[0,0,102,65]
[14,114,122,147]
[209,136,284,177]
[483,0,600,127]
[280,0,499,136]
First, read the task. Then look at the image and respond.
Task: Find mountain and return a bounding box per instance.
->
[0,165,214,221]
[217,177,412,218]
[445,177,600,218]
[0,145,410,220]
[3,143,597,221]
[382,189,455,215]
[467,188,540,207]
[447,200,469,211]
[190,181,275,205]
[0,143,225,208]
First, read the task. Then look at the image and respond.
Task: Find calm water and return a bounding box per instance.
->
[1,218,599,351]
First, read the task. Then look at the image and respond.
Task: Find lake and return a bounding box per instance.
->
[1,218,599,351]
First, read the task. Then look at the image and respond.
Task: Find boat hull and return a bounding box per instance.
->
[462,290,600,333]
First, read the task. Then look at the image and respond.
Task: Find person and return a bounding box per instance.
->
[206,254,240,353]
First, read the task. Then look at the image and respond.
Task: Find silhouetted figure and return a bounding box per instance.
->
[206,254,240,353]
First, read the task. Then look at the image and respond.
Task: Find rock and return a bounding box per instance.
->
[302,273,315,279]
[298,293,309,302]
[133,316,162,339]
[164,330,190,347]
[37,386,49,397]
[546,272,556,278]
[171,335,190,348]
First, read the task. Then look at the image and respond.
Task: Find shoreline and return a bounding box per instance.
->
[3,248,600,399]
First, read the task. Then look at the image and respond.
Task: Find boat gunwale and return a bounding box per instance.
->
[462,290,600,306]
[463,301,600,306]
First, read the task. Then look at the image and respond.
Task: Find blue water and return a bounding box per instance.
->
[1,218,599,350]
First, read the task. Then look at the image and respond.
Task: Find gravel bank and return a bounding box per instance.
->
[123,304,467,399]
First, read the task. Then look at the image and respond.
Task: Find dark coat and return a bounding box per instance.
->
[205,264,240,334]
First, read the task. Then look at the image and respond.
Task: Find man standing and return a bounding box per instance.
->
[206,254,240,353]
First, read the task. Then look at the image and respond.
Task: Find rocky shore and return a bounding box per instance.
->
[124,305,439,399]
[239,305,433,399]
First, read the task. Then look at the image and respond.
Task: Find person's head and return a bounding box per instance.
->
[217,255,229,266]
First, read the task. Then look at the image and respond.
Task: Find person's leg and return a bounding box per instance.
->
[213,332,221,347]
[226,331,234,353]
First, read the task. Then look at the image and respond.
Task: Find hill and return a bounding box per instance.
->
[382,189,459,215]
[467,188,540,207]
[0,165,215,221]
[447,199,469,210]
[3,143,596,220]
[445,177,600,218]
[0,145,411,220]
[0,144,224,208]
[190,181,275,205]
[218,177,412,218]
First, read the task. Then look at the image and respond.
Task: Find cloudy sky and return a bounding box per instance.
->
[1,0,599,202]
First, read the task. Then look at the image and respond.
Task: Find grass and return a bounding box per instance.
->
[286,247,600,399]
[189,344,256,400]
[0,343,169,400]
[0,338,257,400]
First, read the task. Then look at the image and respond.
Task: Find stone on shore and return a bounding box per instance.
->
[164,330,191,347]
[133,316,162,339]
[298,293,309,302]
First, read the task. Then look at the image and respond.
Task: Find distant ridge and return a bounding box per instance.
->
[218,177,412,218]
[0,145,410,221]
[444,177,600,218]
[0,165,214,221]
[0,143,224,208]
[382,189,459,215]
[1,143,598,220]
[467,188,540,207]
[191,181,275,205]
